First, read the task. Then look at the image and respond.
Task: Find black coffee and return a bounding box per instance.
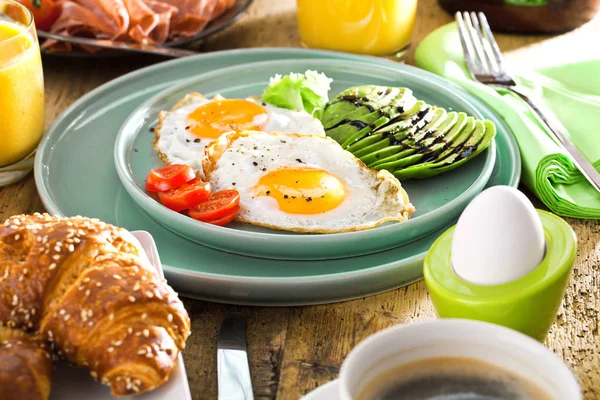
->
[357,357,552,400]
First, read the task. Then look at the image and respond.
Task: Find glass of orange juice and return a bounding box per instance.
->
[296,0,418,58]
[0,0,44,186]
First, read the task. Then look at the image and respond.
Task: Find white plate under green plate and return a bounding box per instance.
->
[115,58,496,260]
[35,48,520,305]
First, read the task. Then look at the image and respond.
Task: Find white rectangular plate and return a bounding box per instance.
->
[49,231,192,400]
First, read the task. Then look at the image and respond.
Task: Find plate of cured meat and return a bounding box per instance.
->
[29,0,252,55]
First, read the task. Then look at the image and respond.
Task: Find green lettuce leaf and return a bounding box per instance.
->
[261,70,332,118]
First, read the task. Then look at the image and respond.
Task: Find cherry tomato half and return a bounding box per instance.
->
[188,190,240,222]
[204,206,240,226]
[157,178,211,212]
[146,164,195,192]
[17,0,60,31]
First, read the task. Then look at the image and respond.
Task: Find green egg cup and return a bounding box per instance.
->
[424,210,577,342]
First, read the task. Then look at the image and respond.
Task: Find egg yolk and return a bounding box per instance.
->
[254,168,346,214]
[186,99,269,139]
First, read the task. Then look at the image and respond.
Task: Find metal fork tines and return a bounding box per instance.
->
[456,11,600,193]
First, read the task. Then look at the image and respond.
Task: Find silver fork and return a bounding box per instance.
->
[456,11,600,193]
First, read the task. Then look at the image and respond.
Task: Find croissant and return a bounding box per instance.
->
[0,326,53,400]
[0,213,191,397]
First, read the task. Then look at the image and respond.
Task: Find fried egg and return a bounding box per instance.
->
[153,93,325,176]
[202,130,415,233]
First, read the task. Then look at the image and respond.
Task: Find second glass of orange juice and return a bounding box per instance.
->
[0,0,44,186]
[296,0,418,57]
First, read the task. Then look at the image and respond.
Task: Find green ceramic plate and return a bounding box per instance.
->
[115,58,496,260]
[35,48,520,305]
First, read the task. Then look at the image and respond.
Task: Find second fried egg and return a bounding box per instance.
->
[202,130,415,233]
[153,93,325,176]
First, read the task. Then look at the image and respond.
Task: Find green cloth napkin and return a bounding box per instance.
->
[414,23,600,219]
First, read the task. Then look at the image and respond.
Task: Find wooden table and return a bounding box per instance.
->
[2,0,599,398]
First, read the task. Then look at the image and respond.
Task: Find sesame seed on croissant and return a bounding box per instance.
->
[0,213,191,397]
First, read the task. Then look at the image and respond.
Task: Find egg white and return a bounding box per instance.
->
[203,130,415,233]
[153,93,325,176]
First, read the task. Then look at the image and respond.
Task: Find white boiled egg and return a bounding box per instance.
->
[153,93,325,176]
[451,186,546,286]
[202,130,415,233]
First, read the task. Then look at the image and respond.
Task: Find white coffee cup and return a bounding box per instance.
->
[339,319,580,399]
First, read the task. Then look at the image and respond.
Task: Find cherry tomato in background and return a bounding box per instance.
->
[146,164,195,192]
[17,0,60,31]
[188,190,240,222]
[157,178,211,212]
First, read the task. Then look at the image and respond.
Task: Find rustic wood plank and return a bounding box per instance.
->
[0,0,598,399]
[276,284,435,399]
[548,218,600,400]
[180,302,290,400]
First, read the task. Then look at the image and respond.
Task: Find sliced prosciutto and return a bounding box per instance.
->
[43,0,235,52]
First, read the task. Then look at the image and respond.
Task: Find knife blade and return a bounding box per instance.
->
[217,312,254,400]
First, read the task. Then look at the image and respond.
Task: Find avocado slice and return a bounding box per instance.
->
[322,85,496,180]
[355,107,442,165]
[346,103,435,158]
[321,86,416,148]
[356,107,444,167]
[394,120,496,180]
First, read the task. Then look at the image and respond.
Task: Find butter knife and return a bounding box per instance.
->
[217,312,254,400]
[37,30,198,58]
